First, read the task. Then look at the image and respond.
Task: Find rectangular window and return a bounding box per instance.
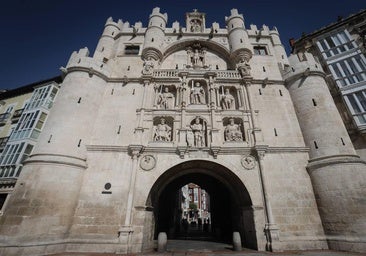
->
[356,91,366,110]
[253,46,268,55]
[10,110,40,141]
[346,94,361,113]
[125,45,140,55]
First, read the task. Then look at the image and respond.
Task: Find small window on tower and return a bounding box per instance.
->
[254,46,268,55]
[124,45,140,55]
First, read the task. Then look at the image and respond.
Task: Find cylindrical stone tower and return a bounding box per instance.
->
[284,52,366,252]
[93,17,122,61]
[269,27,289,69]
[225,9,253,63]
[0,47,107,244]
[142,7,167,61]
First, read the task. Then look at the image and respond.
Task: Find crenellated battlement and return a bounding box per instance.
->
[283,52,325,84]
[66,47,112,78]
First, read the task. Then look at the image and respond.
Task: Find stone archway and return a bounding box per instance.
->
[144,160,258,250]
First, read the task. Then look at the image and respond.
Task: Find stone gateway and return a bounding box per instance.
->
[0,7,365,256]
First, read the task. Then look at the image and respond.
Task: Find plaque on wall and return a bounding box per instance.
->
[241,155,256,170]
[140,155,156,171]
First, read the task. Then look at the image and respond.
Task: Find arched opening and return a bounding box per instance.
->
[145,160,257,250]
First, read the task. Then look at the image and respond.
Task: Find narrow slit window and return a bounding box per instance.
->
[312,98,317,106]
[314,141,318,149]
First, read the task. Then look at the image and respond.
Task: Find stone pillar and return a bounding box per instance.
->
[255,146,279,252]
[118,145,143,253]
[244,81,262,143]
[236,87,242,109]
[179,72,189,107]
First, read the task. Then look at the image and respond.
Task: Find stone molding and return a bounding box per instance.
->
[307,154,366,172]
[24,153,87,169]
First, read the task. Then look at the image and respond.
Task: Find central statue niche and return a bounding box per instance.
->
[186,43,208,69]
[187,116,208,147]
[189,80,208,105]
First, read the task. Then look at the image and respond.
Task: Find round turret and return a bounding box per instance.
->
[142,7,168,61]
[93,17,122,61]
[225,9,253,63]
[284,52,355,159]
[269,27,289,68]
[285,52,366,251]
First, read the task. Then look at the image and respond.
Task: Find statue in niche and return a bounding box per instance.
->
[186,46,206,68]
[157,87,175,109]
[190,19,201,32]
[153,118,172,142]
[236,59,251,77]
[224,118,243,141]
[142,57,154,75]
[189,117,206,147]
[221,88,235,110]
[190,82,206,104]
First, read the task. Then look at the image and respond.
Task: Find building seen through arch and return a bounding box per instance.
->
[0,7,365,256]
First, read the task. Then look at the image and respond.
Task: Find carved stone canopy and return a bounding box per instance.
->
[186,9,206,33]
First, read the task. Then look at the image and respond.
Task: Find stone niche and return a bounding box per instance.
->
[218,86,238,110]
[222,117,246,143]
[154,84,177,109]
[186,9,206,33]
[151,116,174,144]
[188,79,208,106]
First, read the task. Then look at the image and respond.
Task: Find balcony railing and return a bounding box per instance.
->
[0,113,10,126]
[152,69,242,80]
[11,108,24,123]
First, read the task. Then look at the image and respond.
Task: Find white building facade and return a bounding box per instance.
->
[0,8,365,255]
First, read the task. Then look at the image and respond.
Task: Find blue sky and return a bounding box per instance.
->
[0,0,364,90]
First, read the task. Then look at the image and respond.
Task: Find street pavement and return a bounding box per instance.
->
[49,240,365,256]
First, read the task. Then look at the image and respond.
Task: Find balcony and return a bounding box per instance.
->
[0,113,10,126]
[11,108,24,123]
[152,69,241,80]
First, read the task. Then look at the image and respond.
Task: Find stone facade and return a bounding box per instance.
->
[0,7,365,256]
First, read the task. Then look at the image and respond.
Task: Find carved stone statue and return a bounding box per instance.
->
[186,46,206,68]
[224,118,243,141]
[153,118,171,142]
[190,82,206,104]
[189,117,206,147]
[190,19,201,32]
[157,87,175,109]
[221,88,235,110]
[142,57,154,75]
[236,59,251,77]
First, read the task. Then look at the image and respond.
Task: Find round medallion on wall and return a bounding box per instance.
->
[140,155,156,171]
[241,155,256,170]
